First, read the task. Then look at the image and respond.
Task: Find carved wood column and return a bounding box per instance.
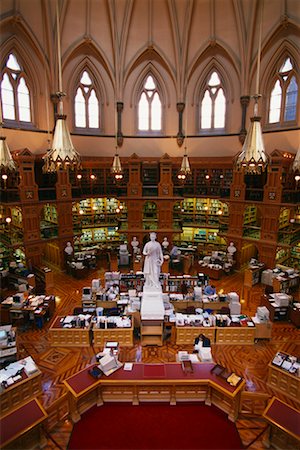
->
[127,153,142,197]
[158,153,173,197]
[14,149,42,268]
[56,169,74,268]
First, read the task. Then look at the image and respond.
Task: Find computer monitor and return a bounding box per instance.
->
[13,293,24,304]
[0,330,7,341]
[82,287,91,296]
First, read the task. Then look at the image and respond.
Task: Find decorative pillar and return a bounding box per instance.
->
[158,153,173,197]
[116,102,123,147]
[239,96,250,144]
[126,154,143,235]
[56,169,74,269]
[176,102,185,147]
[14,149,42,267]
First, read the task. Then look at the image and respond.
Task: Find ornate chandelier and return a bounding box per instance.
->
[43,0,80,173]
[235,98,268,174]
[235,1,268,174]
[111,147,123,181]
[178,147,191,182]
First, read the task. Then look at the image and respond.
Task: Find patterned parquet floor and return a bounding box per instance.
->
[10,264,300,449]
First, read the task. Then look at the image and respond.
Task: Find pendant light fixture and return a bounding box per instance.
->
[177,101,191,182]
[43,0,81,173]
[111,146,123,181]
[0,103,16,172]
[235,1,268,174]
[178,147,191,182]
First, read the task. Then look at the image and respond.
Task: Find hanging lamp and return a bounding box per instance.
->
[43,0,80,172]
[178,147,191,182]
[111,146,123,181]
[235,1,268,174]
[178,100,191,182]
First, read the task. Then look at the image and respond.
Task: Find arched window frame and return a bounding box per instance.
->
[198,69,227,134]
[266,56,299,128]
[0,53,33,126]
[136,73,164,135]
[73,68,101,133]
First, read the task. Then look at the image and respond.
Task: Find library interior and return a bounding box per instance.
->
[0,0,300,449]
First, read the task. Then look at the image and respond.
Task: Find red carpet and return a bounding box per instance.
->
[68,403,243,449]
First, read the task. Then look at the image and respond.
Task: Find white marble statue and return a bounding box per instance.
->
[131,236,140,254]
[161,237,169,252]
[227,242,237,261]
[143,232,164,290]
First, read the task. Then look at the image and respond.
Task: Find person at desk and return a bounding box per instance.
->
[204,284,216,295]
[107,284,119,300]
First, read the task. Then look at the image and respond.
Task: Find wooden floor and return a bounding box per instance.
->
[12,265,300,450]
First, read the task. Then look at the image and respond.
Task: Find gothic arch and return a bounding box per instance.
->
[1,36,46,99]
[130,63,171,111]
[67,57,108,108]
[125,45,175,103]
[62,38,114,100]
[188,41,239,97]
[260,41,300,99]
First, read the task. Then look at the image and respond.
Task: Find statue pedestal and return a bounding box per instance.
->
[141,289,165,320]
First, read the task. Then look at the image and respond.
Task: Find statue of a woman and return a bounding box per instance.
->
[143,232,164,290]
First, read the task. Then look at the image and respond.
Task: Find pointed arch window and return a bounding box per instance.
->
[200,71,226,131]
[74,70,100,129]
[268,57,298,125]
[138,75,162,132]
[0,53,32,123]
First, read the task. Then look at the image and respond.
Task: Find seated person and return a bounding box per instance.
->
[194,333,211,348]
[107,284,119,300]
[204,284,216,296]
[170,245,180,260]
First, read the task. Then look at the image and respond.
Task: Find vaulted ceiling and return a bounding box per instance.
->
[1,0,300,159]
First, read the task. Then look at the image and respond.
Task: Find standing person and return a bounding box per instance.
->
[143,232,164,290]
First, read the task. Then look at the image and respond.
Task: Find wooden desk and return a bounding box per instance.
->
[267,358,299,403]
[0,365,42,417]
[92,323,133,347]
[198,266,223,280]
[49,316,92,347]
[263,397,300,449]
[64,362,245,423]
[0,398,48,449]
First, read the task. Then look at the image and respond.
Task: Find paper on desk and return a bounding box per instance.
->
[124,363,133,371]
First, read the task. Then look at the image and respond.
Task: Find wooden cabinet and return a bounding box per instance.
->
[267,361,299,403]
[176,326,216,345]
[141,321,163,346]
[244,266,264,287]
[253,321,272,339]
[261,295,290,322]
[175,326,255,345]
[272,274,299,293]
[215,327,255,345]
[93,324,133,347]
